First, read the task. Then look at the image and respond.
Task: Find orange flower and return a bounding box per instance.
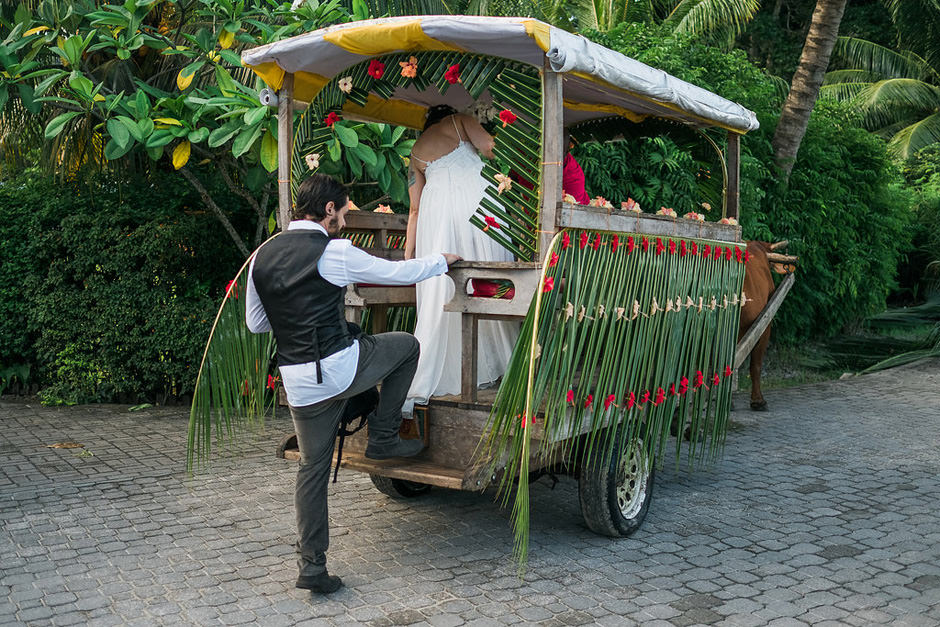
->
[399,56,418,78]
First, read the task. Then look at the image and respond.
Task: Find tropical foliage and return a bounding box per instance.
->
[821,0,940,159]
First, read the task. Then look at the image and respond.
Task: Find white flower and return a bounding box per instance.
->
[304,152,320,170]
[656,207,677,217]
[701,202,712,211]
[621,198,642,213]
[337,76,353,94]
[589,196,613,209]
[683,212,706,222]
[494,173,513,195]
[374,204,393,213]
[563,193,577,204]
[718,217,739,226]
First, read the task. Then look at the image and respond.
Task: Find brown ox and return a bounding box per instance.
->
[739,241,790,411]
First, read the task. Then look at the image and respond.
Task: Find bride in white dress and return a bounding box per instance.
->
[403,105,518,409]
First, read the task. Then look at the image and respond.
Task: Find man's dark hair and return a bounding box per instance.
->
[424,104,458,131]
[293,174,348,221]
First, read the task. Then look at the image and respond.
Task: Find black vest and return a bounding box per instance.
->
[252,230,353,375]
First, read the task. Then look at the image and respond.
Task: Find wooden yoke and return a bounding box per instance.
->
[539,61,564,260]
[276,74,294,231]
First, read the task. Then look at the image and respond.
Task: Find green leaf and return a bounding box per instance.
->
[215,65,237,97]
[135,90,150,117]
[232,124,262,158]
[334,124,359,148]
[188,127,210,143]
[107,117,131,149]
[146,146,162,161]
[328,137,341,161]
[260,130,278,172]
[68,71,94,99]
[33,69,66,97]
[14,4,30,25]
[352,142,376,167]
[118,116,142,142]
[243,106,267,126]
[44,111,81,139]
[104,136,133,160]
[117,47,131,60]
[144,129,174,148]
[207,122,241,147]
[0,85,8,111]
[137,117,154,139]
[16,83,41,114]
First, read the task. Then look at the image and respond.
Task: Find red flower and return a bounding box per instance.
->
[604,394,616,410]
[562,232,570,250]
[548,252,559,267]
[444,63,461,84]
[655,238,665,255]
[713,373,721,386]
[668,383,676,396]
[694,371,705,389]
[653,387,665,406]
[267,374,278,391]
[241,379,250,396]
[639,390,650,405]
[591,233,601,251]
[579,232,589,249]
[745,250,751,263]
[611,234,619,252]
[691,242,698,256]
[542,276,554,293]
[566,389,574,404]
[584,394,593,408]
[735,247,743,263]
[499,109,517,127]
[367,59,385,79]
[324,112,340,127]
[484,215,500,230]
[225,279,239,299]
[702,243,710,258]
[713,246,722,261]
[626,392,636,409]
[520,413,534,427]
[678,377,689,395]
[627,236,635,254]
[680,240,687,257]
[669,239,676,255]
[724,365,733,377]
[642,237,649,252]
[725,247,733,261]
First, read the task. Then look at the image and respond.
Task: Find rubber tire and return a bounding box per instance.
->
[578,437,654,537]
[369,474,432,499]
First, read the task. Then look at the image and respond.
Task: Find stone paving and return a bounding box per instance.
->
[1,359,939,626]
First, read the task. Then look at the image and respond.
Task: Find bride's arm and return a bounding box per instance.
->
[458,114,495,159]
[405,162,425,260]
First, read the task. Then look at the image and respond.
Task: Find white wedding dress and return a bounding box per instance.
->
[406,141,519,406]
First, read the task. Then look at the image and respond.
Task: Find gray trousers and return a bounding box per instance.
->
[289,332,420,577]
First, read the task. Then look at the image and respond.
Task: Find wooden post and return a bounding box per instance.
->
[539,61,563,261]
[461,314,479,403]
[277,74,294,232]
[726,132,741,220]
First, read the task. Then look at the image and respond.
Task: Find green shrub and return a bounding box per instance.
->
[1,170,248,404]
[899,145,940,299]
[583,23,912,344]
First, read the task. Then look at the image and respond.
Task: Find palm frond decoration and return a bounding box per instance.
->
[478,228,747,567]
[292,51,544,260]
[188,250,279,471]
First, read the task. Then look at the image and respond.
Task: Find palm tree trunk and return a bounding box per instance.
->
[772,0,848,180]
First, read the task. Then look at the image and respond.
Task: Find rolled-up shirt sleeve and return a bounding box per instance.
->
[319,239,447,287]
[245,258,271,333]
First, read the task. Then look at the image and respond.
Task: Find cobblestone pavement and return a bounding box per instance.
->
[2,360,939,626]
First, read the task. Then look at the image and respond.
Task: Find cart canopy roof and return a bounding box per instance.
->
[242,16,759,133]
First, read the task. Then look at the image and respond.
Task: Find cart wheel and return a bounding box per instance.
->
[369,474,432,499]
[578,437,654,537]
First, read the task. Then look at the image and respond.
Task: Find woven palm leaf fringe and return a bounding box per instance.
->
[291,51,543,260]
[478,229,747,569]
[188,251,278,472]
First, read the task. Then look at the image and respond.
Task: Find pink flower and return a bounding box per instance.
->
[444,64,461,84]
[668,383,676,396]
[542,276,554,293]
[367,59,385,79]
[324,112,340,127]
[712,373,721,386]
[724,365,733,377]
[499,109,517,127]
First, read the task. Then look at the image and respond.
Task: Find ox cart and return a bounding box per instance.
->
[191,16,795,548]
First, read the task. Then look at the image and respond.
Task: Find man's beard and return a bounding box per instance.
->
[326,215,341,237]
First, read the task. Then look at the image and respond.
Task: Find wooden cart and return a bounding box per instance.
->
[245,16,790,536]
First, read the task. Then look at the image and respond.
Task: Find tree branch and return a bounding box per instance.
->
[179,166,251,257]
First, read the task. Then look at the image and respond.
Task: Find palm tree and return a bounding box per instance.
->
[771,0,848,179]
[820,0,940,159]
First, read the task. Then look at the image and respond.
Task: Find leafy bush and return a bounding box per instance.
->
[0,170,247,404]
[584,23,912,344]
[898,145,940,299]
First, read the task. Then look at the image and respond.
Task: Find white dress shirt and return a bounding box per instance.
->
[246,220,447,407]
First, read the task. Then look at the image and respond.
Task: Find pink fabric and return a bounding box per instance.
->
[563,154,590,204]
